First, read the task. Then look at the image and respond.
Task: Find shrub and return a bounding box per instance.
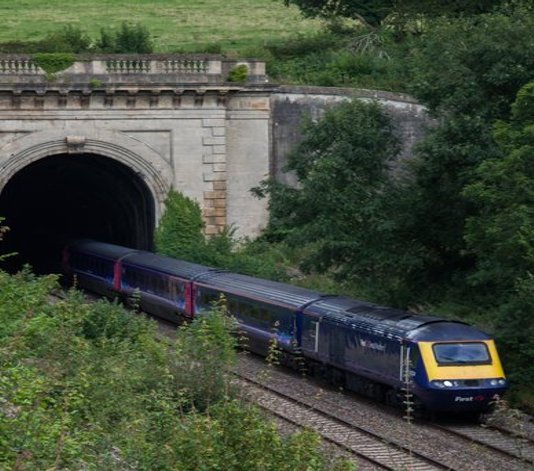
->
[33,52,75,74]
[154,190,205,260]
[0,266,351,470]
[97,22,154,54]
[155,190,288,280]
[227,64,249,83]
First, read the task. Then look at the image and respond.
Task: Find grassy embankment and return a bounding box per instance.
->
[0,0,322,54]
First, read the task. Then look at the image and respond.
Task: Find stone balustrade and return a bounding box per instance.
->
[0,58,41,74]
[0,54,268,85]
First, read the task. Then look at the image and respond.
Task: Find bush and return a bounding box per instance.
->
[227,64,249,83]
[0,266,351,470]
[154,190,205,260]
[155,190,288,280]
[0,25,91,54]
[33,52,75,74]
[98,22,154,53]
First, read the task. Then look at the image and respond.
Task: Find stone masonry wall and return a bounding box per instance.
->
[271,86,434,187]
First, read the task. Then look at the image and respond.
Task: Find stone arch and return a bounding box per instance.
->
[0,128,173,219]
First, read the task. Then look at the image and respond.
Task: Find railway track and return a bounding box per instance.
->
[433,421,534,466]
[234,373,448,471]
[235,354,530,471]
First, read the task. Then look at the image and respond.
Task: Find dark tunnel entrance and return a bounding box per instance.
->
[0,153,155,274]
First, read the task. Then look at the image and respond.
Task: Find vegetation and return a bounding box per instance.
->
[251,100,415,303]
[33,52,75,74]
[281,0,507,27]
[0,268,351,469]
[0,1,322,54]
[155,190,288,281]
[97,22,153,53]
[227,64,249,83]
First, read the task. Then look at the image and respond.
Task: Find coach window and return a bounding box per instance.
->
[196,287,220,313]
[169,279,185,301]
[226,296,240,316]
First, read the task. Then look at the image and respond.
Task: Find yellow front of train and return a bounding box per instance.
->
[415,339,508,412]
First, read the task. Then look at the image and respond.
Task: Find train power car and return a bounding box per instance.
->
[63,240,508,414]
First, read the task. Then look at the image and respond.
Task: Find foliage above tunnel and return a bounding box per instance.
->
[281,0,508,27]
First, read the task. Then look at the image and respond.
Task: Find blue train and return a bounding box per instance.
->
[63,239,508,414]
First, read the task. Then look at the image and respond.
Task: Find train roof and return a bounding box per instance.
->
[304,297,486,341]
[67,239,137,259]
[197,271,326,309]
[122,251,215,280]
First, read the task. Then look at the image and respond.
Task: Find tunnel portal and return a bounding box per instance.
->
[0,153,155,274]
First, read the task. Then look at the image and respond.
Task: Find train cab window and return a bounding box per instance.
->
[432,342,491,366]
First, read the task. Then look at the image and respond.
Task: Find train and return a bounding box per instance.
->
[62,239,508,414]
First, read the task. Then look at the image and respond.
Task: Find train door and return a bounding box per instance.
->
[301,314,326,361]
[399,343,420,384]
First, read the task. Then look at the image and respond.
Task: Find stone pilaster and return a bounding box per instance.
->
[201,118,227,234]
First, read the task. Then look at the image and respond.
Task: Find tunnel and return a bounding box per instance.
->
[0,153,155,275]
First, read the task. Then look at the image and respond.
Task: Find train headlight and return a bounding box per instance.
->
[432,380,459,388]
[490,378,506,386]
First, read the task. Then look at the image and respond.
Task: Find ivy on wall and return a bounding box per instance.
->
[33,52,75,76]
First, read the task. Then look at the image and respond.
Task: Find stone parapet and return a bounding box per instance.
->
[0,54,268,86]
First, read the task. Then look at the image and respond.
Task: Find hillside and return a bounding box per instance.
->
[0,0,322,53]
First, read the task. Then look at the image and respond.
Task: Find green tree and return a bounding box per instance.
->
[464,82,534,292]
[254,99,424,302]
[401,8,534,289]
[282,0,506,28]
[114,21,153,53]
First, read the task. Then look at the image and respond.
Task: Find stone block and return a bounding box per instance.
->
[205,225,220,235]
[213,198,226,208]
[212,163,226,173]
[202,136,226,146]
[202,153,225,164]
[212,145,226,154]
[203,190,226,199]
[212,181,227,191]
[202,118,225,128]
[203,208,217,217]
[211,127,226,137]
[203,171,226,182]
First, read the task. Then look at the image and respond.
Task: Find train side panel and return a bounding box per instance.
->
[63,240,135,298]
[301,314,403,387]
[120,262,192,323]
[194,283,298,356]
